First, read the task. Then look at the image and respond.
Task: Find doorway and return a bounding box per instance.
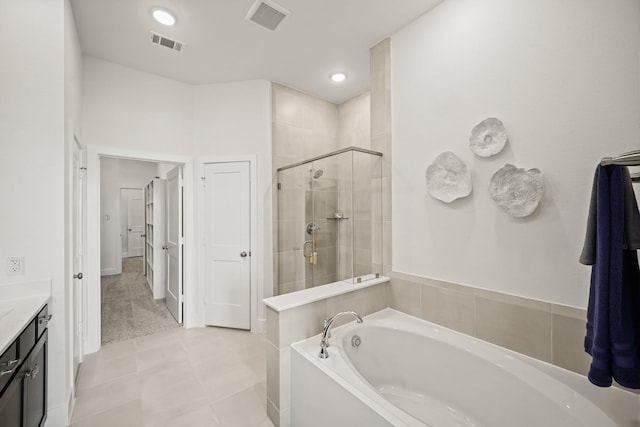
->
[82,148,192,353]
[120,188,144,258]
[100,158,182,345]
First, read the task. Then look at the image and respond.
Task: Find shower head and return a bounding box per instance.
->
[313,169,324,179]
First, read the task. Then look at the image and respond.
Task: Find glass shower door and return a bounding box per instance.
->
[276,165,306,294]
[276,147,381,295]
[305,152,352,287]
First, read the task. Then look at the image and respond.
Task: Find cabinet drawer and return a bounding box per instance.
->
[35,305,50,339]
[0,342,18,394]
[18,320,36,361]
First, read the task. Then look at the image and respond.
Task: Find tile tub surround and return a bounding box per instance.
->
[388,271,594,377]
[0,280,51,354]
[264,278,389,427]
[266,270,635,426]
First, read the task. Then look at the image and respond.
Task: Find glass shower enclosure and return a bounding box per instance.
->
[276,147,382,295]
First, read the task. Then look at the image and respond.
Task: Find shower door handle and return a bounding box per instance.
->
[303,240,313,258]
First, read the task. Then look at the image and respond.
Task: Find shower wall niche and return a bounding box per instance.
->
[276,147,382,295]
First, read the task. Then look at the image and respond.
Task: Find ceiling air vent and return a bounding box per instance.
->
[150,31,184,52]
[246,0,290,31]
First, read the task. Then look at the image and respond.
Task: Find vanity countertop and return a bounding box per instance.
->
[0,280,51,355]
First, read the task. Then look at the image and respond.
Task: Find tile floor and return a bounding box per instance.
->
[70,325,274,427]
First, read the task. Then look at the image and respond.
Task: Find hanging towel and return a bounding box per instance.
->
[583,165,640,388]
[581,167,640,264]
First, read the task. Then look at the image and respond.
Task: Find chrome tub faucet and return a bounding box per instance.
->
[319,311,363,359]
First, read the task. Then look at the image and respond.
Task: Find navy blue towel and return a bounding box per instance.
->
[584,165,640,388]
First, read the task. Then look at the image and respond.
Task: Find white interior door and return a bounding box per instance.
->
[125,189,144,257]
[165,166,183,323]
[72,136,84,382]
[204,161,251,330]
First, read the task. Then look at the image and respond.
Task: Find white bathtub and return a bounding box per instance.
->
[290,309,638,427]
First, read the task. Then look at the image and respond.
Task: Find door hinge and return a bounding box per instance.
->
[277,183,281,190]
[249,251,252,257]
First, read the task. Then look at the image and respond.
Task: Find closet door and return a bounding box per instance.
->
[125,190,145,257]
[204,161,251,330]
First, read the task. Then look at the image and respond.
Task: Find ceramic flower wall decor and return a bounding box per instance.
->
[489,164,543,217]
[426,152,472,203]
[469,118,508,157]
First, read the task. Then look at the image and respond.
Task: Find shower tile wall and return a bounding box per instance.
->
[338,92,376,279]
[337,91,371,150]
[370,38,392,275]
[272,83,373,295]
[272,83,338,294]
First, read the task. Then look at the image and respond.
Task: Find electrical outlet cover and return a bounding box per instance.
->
[6,256,24,275]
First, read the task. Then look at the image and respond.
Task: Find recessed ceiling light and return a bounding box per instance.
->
[330,72,347,83]
[152,9,175,26]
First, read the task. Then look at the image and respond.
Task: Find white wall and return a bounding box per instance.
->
[82,58,272,329]
[100,158,157,275]
[0,0,70,425]
[391,0,640,308]
[82,57,194,154]
[193,80,273,327]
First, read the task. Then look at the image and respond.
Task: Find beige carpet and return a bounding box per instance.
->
[101,257,179,345]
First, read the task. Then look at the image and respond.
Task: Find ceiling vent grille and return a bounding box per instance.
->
[246,0,290,31]
[150,31,184,52]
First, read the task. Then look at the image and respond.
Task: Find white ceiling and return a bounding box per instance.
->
[70,0,442,104]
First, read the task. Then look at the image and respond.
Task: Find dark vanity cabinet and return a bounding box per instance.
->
[0,305,50,427]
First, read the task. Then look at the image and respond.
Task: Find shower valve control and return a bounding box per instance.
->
[306,223,320,234]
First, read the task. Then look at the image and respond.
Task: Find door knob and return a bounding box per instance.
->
[240,251,248,257]
[128,228,132,232]
[73,272,83,280]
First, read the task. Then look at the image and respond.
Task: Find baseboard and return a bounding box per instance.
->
[100,267,118,276]
[45,402,69,427]
[121,252,128,258]
[68,391,76,425]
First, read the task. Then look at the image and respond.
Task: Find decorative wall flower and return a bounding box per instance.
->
[469,118,508,157]
[489,164,543,217]
[426,152,472,203]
